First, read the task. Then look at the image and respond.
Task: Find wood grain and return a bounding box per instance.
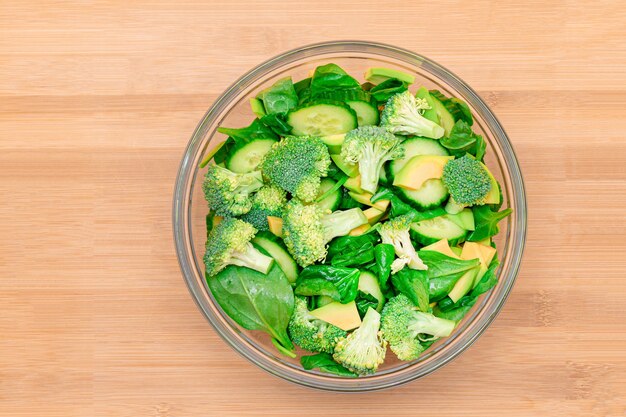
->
[1,1,625,416]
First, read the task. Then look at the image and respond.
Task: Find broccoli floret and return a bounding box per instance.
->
[282,199,368,267]
[261,136,331,202]
[332,308,387,375]
[202,164,263,217]
[341,126,404,194]
[240,185,287,231]
[288,297,347,353]
[380,90,445,139]
[378,214,427,271]
[381,294,456,361]
[442,155,492,213]
[203,217,274,277]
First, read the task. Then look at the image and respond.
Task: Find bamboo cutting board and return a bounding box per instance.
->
[1,1,625,416]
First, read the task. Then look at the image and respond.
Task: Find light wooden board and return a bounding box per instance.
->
[1,1,625,416]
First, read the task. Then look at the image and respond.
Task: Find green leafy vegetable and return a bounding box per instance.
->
[257,77,298,115]
[296,265,360,303]
[309,64,361,98]
[355,290,379,318]
[419,250,481,301]
[326,232,379,267]
[468,206,512,241]
[440,120,485,158]
[217,118,278,143]
[207,263,294,351]
[301,353,357,377]
[370,78,408,102]
[260,113,292,136]
[373,243,395,290]
[391,268,430,312]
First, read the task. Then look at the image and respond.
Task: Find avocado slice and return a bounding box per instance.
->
[267,216,283,237]
[364,67,415,85]
[330,154,359,178]
[344,175,364,194]
[416,87,439,124]
[421,238,460,259]
[320,133,345,154]
[448,268,479,302]
[430,96,455,137]
[393,155,453,190]
[310,300,361,331]
[347,191,390,212]
[249,97,266,118]
[481,163,500,205]
[462,241,497,287]
[349,223,371,236]
[363,207,385,225]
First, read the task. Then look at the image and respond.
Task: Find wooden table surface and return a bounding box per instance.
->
[1,1,625,416]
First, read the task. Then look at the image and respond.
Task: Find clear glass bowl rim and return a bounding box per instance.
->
[173,40,527,392]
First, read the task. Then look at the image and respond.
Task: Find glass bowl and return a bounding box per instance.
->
[173,41,526,391]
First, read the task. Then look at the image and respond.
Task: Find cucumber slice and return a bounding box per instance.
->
[226,139,276,173]
[287,102,357,136]
[410,214,468,246]
[252,232,298,283]
[387,137,449,182]
[320,133,345,154]
[358,271,385,311]
[446,209,475,231]
[316,295,335,308]
[316,178,341,211]
[397,178,449,210]
[347,100,380,126]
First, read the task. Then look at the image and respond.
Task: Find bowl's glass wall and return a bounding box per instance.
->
[173,41,526,391]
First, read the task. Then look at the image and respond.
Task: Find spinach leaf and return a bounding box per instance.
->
[468,206,512,242]
[309,64,361,97]
[429,90,474,125]
[370,187,445,221]
[211,137,235,164]
[440,120,485,158]
[294,278,341,301]
[326,233,379,267]
[374,243,395,290]
[419,250,481,302]
[433,255,500,321]
[217,118,278,143]
[296,265,360,303]
[207,264,294,350]
[355,290,379,318]
[338,188,364,209]
[301,353,357,377]
[293,77,311,96]
[391,268,430,312]
[370,78,408,102]
[260,113,292,136]
[256,77,298,115]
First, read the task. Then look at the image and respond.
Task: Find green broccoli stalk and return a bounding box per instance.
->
[381,294,456,361]
[378,214,427,272]
[261,136,331,202]
[203,217,274,277]
[288,297,347,354]
[442,155,492,214]
[380,90,445,139]
[241,185,287,231]
[282,199,368,267]
[340,126,404,194]
[332,308,387,375]
[202,164,263,217]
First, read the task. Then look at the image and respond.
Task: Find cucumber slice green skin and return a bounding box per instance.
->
[346,101,380,126]
[226,139,276,173]
[397,178,449,210]
[316,178,341,212]
[252,232,299,284]
[410,215,468,247]
[358,271,385,311]
[287,102,358,136]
